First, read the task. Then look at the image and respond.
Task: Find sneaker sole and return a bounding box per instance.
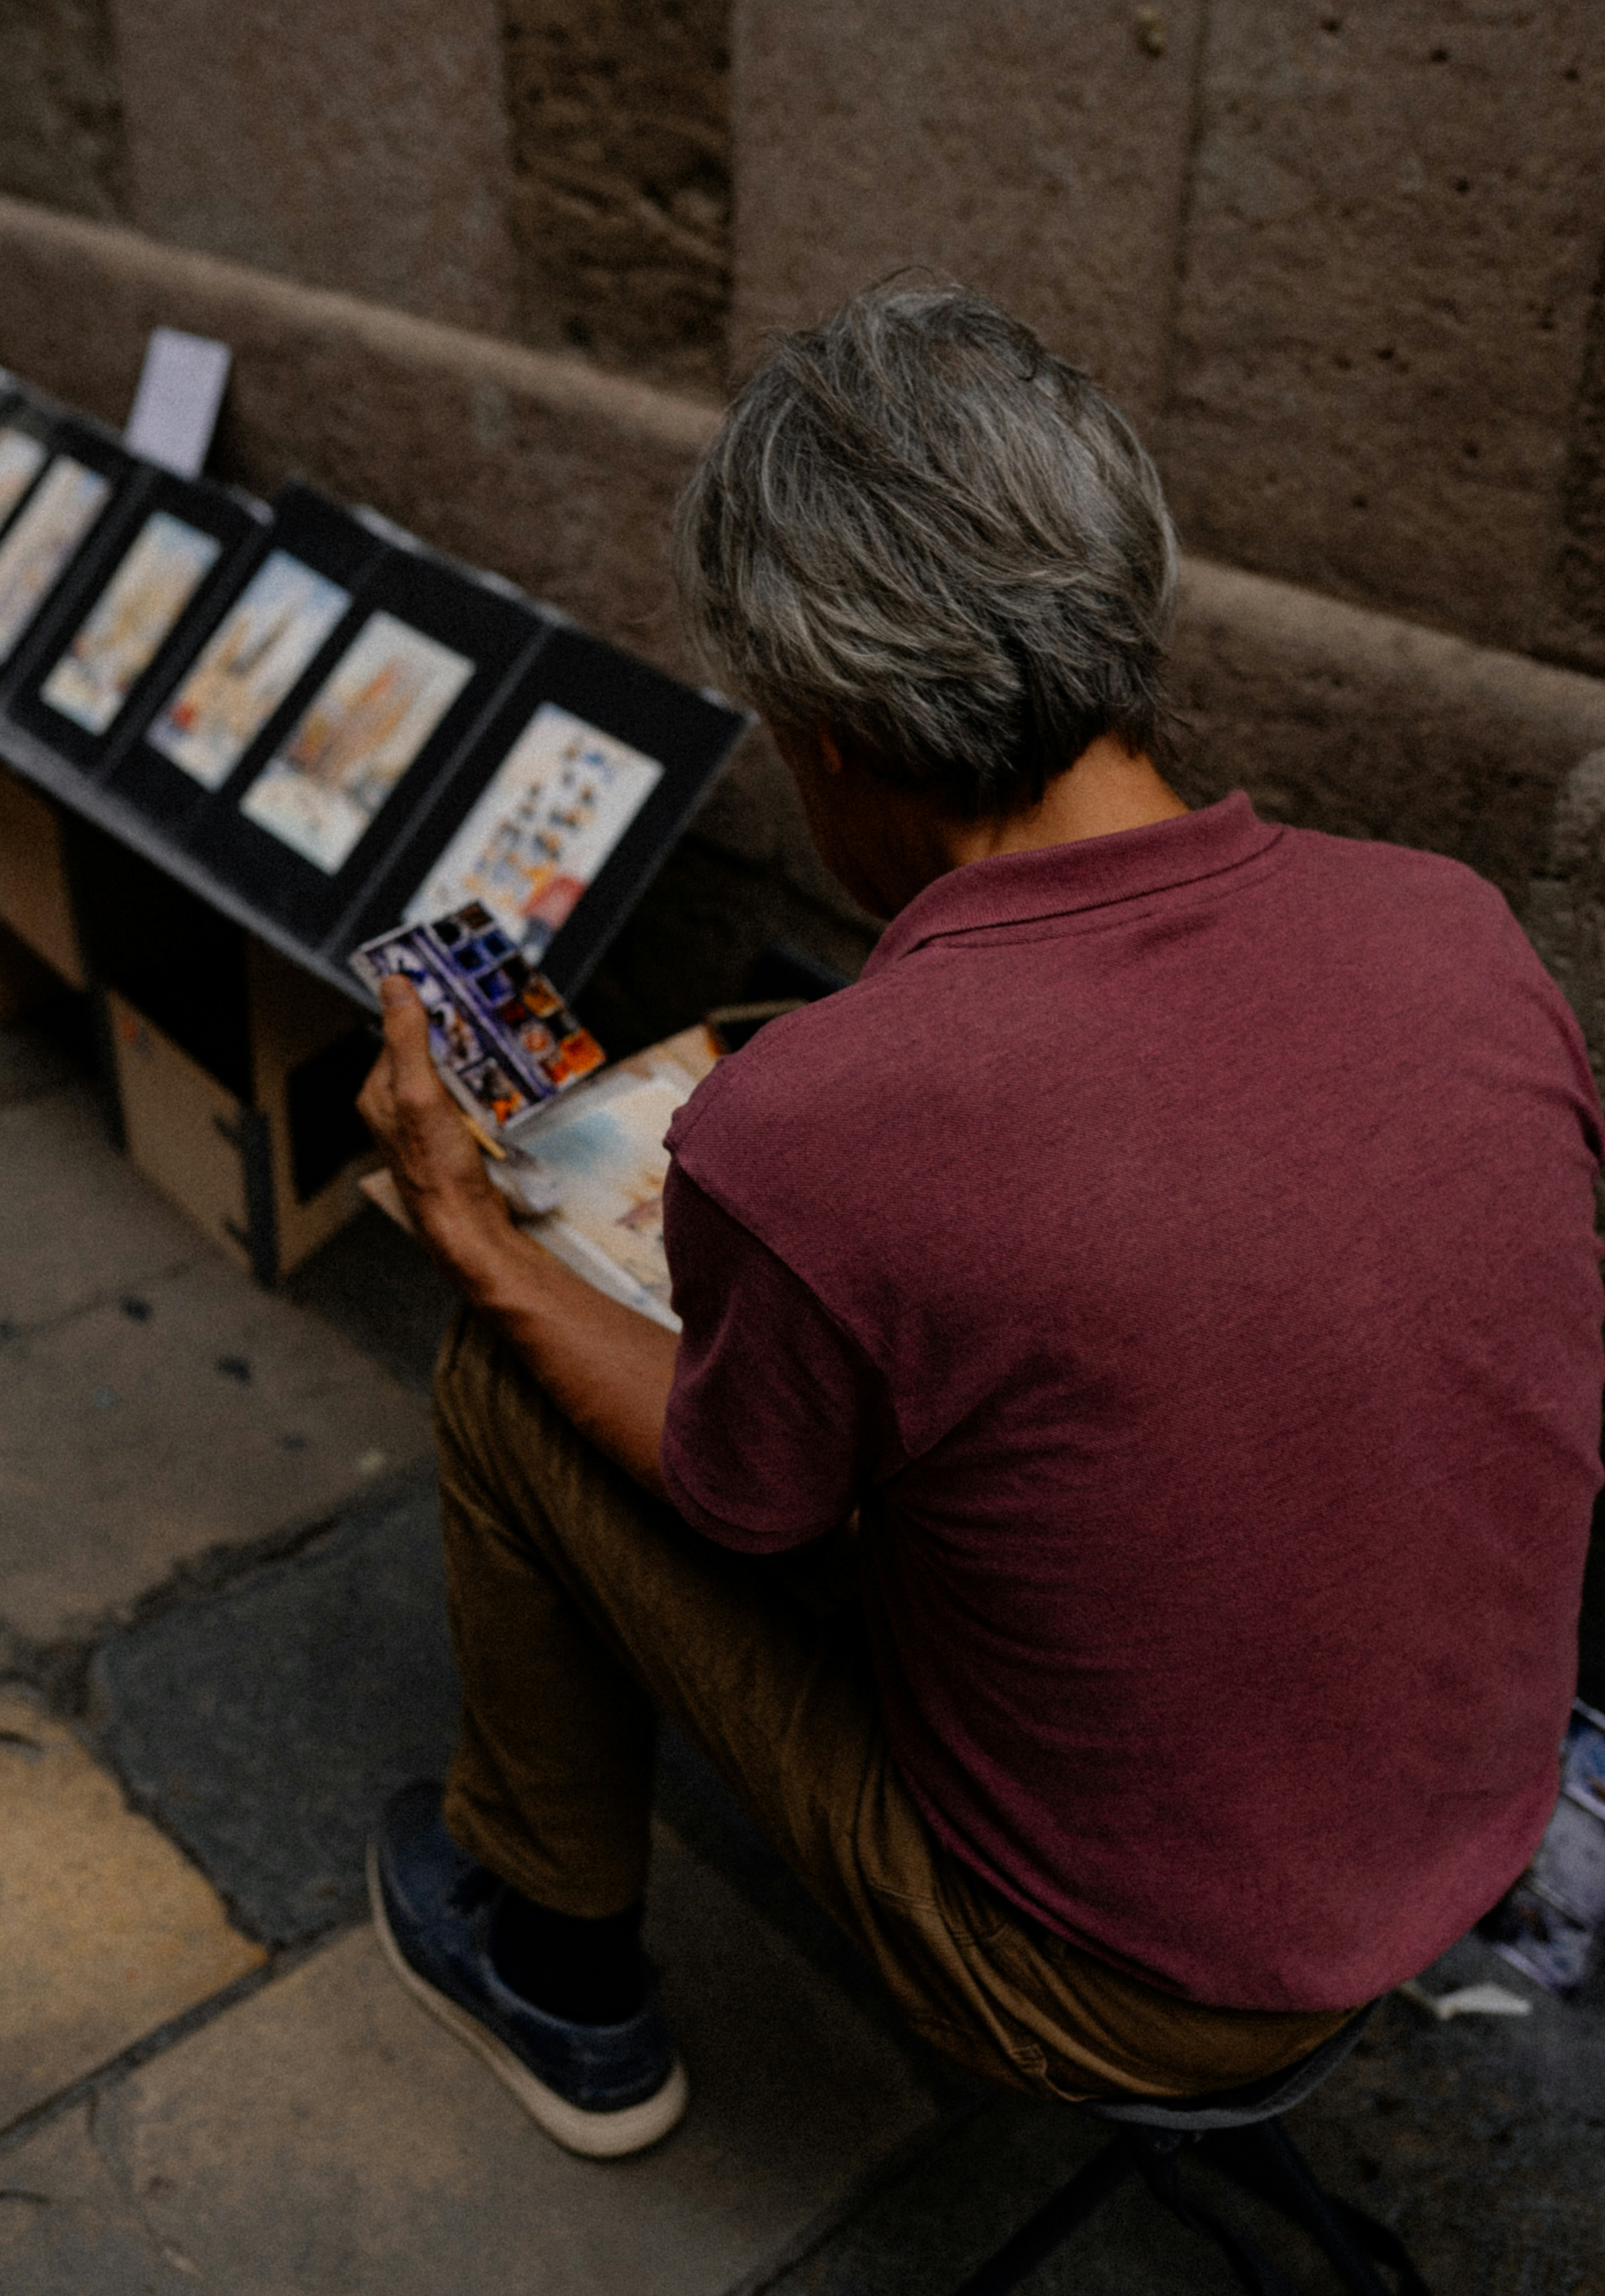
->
[366,1838,689,2159]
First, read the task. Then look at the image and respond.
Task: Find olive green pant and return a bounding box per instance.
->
[434,1306,1351,2102]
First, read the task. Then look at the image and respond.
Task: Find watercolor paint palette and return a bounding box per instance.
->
[350,900,605,1141]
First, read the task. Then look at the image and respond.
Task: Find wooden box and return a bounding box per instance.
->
[0,764,85,989]
[108,937,376,1283]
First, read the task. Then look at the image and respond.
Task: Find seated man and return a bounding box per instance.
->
[358,283,1604,2159]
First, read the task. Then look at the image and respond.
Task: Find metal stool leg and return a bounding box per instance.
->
[951,2133,1135,2296]
[1207,2120,1432,2296]
[1132,2138,1300,2296]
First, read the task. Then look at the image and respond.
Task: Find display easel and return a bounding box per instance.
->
[0,372,747,1283]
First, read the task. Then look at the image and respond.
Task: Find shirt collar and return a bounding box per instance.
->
[862,792,1283,975]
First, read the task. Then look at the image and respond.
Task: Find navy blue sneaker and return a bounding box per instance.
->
[368,1781,688,2157]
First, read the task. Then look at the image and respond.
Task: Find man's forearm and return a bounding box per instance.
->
[356,976,680,1500]
[438,1211,679,1499]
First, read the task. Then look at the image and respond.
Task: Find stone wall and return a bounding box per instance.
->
[0,0,126,220]
[8,201,1605,965]
[734,0,1202,431]
[499,0,731,393]
[107,0,518,338]
[11,20,1605,1041]
[10,1,1605,673]
[1164,2,1605,658]
[0,0,732,390]
[732,0,1605,669]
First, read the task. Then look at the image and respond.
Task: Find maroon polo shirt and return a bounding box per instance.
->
[658,795,1604,2010]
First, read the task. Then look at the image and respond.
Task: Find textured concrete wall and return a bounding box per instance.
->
[1524,750,1605,1105]
[1166,1,1605,655]
[108,0,518,337]
[1170,560,1605,911]
[733,0,1203,427]
[500,0,730,393]
[1537,283,1605,677]
[0,0,126,220]
[8,198,1605,1024]
[731,0,1605,664]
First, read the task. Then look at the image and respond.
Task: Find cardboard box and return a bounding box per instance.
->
[0,918,58,1023]
[108,941,376,1283]
[0,765,85,988]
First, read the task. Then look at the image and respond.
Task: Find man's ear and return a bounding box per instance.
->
[818,726,847,778]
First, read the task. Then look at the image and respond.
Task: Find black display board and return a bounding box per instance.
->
[345,619,749,996]
[0,416,156,699]
[0,387,59,545]
[0,376,753,1050]
[185,544,547,945]
[5,471,269,775]
[103,482,389,834]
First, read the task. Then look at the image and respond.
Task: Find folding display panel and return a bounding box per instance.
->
[4,470,270,777]
[104,482,388,834]
[185,545,547,946]
[0,416,156,702]
[342,621,749,996]
[0,386,59,546]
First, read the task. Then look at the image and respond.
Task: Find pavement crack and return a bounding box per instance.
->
[0,2188,51,2206]
[0,1255,200,1352]
[79,2021,225,2292]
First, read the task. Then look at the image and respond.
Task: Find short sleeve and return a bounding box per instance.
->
[659,1160,903,1550]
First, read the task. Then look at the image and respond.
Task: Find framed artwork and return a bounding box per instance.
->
[0,390,54,542]
[104,483,388,834]
[347,622,749,994]
[0,418,154,690]
[6,471,268,773]
[240,611,475,874]
[186,541,544,946]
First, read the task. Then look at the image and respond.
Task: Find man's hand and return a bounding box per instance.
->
[357,975,512,1284]
[356,971,679,1497]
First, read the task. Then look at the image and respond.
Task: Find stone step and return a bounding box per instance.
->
[0,1838,938,2296]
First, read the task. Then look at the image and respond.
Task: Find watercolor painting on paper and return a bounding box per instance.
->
[0,458,112,663]
[42,510,221,735]
[240,609,473,873]
[0,428,47,531]
[406,702,662,960]
[150,550,351,788]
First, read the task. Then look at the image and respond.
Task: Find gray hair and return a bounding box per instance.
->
[674,282,1180,816]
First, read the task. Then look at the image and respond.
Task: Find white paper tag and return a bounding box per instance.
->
[124,327,232,478]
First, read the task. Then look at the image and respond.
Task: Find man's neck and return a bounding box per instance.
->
[825,737,1190,918]
[776,722,1191,919]
[939,736,1188,874]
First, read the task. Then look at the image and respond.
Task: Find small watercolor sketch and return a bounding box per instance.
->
[240,609,473,873]
[0,428,47,531]
[524,1068,691,1312]
[0,458,112,664]
[406,702,663,960]
[149,550,351,788]
[41,510,221,735]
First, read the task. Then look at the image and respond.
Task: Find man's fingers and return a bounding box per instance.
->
[355,1045,393,1137]
[378,977,446,1107]
[380,972,430,1054]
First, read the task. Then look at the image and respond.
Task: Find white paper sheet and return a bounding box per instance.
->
[124,328,232,479]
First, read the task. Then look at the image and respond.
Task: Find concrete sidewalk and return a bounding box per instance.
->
[2,995,1602,2296]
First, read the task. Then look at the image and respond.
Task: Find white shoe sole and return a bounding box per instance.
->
[366,1838,689,2159]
